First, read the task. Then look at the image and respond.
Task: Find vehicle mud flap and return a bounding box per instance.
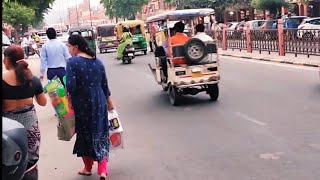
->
[148,63,157,80]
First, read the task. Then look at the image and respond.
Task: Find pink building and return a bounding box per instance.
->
[136,0,175,21]
[68,0,110,27]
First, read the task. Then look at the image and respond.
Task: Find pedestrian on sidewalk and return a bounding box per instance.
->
[21,35,30,59]
[2,45,47,180]
[66,34,115,180]
[39,27,71,84]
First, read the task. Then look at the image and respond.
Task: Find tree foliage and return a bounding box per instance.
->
[165,0,252,10]
[4,0,55,25]
[251,0,289,15]
[101,0,148,20]
[3,2,35,27]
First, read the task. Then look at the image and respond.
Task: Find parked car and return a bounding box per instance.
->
[57,32,69,44]
[283,16,307,29]
[244,20,266,30]
[37,31,48,47]
[297,17,320,40]
[261,20,279,40]
[261,19,278,30]
[2,31,11,61]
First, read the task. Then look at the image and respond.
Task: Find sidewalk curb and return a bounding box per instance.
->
[219,53,319,67]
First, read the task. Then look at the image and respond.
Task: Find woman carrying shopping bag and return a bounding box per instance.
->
[66,34,114,180]
[2,45,47,179]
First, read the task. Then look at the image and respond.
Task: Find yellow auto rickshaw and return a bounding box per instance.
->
[96,24,118,53]
[69,26,96,53]
[116,20,148,55]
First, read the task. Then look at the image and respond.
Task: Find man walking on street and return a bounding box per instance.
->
[40,28,71,84]
[21,35,30,59]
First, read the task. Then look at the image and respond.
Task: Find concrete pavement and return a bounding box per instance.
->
[219,48,320,67]
[25,52,320,180]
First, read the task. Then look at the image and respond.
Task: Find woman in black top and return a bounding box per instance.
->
[2,45,47,179]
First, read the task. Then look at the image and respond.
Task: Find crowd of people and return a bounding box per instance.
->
[3,20,213,180]
[2,27,114,180]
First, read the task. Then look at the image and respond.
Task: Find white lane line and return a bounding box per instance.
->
[222,57,318,71]
[234,112,267,126]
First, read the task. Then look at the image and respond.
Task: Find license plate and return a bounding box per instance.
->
[192,72,203,78]
[191,67,202,72]
[128,53,134,56]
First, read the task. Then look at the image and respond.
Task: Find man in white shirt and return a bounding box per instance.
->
[192,24,214,64]
[21,35,30,59]
[193,24,214,42]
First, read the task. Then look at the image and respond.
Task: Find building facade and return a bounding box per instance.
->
[68,0,110,28]
[136,0,175,21]
[288,0,320,17]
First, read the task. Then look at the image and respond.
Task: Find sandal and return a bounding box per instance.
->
[100,173,107,180]
[78,168,92,176]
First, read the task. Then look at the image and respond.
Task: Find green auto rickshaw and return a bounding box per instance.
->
[116,20,148,55]
[68,26,96,53]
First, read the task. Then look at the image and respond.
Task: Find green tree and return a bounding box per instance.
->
[101,0,148,20]
[165,0,252,11]
[251,0,289,17]
[3,2,35,41]
[4,0,55,25]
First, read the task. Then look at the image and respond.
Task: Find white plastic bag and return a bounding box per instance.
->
[108,110,124,150]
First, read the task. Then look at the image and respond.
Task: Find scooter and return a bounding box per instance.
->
[30,42,40,57]
[122,44,135,64]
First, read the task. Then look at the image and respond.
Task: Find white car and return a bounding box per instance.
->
[297,17,320,40]
[57,33,69,44]
[2,31,11,61]
[37,31,48,46]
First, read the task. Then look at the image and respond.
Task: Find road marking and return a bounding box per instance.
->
[259,153,280,160]
[222,57,318,71]
[234,112,267,126]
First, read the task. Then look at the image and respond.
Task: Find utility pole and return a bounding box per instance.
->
[75,0,80,27]
[88,0,93,27]
[67,0,72,28]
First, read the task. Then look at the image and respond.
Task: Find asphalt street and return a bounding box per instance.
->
[34,50,320,180]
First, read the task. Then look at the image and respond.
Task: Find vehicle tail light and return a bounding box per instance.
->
[299,26,305,29]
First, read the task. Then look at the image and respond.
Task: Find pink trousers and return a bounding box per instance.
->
[82,157,108,175]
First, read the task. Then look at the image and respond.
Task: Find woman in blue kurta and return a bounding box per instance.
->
[66,35,114,180]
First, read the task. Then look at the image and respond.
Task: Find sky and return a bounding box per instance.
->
[44,0,101,25]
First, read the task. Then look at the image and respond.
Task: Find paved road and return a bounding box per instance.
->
[36,51,320,180]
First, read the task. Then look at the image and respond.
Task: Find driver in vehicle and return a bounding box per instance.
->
[116,26,133,60]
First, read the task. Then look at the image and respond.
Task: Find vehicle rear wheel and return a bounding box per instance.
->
[100,49,103,53]
[208,84,219,101]
[127,58,132,64]
[169,85,181,106]
[144,50,147,55]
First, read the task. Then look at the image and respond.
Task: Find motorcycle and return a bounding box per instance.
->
[30,42,40,57]
[122,44,135,64]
